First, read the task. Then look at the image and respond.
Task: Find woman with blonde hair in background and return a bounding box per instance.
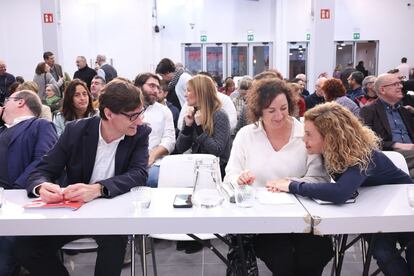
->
[269,102,414,276]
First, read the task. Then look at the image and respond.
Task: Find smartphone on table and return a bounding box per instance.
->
[173,194,193,208]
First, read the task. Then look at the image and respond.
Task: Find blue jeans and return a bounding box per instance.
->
[146,165,160,188]
[0,236,17,276]
[371,232,414,276]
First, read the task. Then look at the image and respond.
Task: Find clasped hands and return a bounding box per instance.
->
[38,182,102,203]
[237,170,291,193]
[184,107,202,127]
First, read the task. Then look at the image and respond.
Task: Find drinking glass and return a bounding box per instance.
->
[0,187,4,208]
[235,184,256,208]
[407,186,414,208]
[130,186,151,212]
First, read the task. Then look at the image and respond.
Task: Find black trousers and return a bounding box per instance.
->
[14,235,128,276]
[254,233,333,276]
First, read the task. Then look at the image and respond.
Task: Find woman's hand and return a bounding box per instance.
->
[194,110,202,126]
[184,107,195,127]
[237,170,255,185]
[266,178,291,193]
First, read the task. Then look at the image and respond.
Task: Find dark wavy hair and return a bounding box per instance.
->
[247,78,294,123]
[322,78,346,101]
[61,79,95,122]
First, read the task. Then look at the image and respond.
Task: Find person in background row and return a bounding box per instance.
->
[17,81,52,121]
[288,82,306,118]
[355,75,378,108]
[219,77,235,96]
[356,60,368,77]
[0,60,16,105]
[347,71,365,101]
[224,78,331,276]
[157,79,179,130]
[397,57,411,81]
[340,62,356,91]
[33,62,64,100]
[90,75,106,109]
[270,102,414,276]
[15,76,24,84]
[323,78,360,117]
[295,73,310,96]
[95,54,118,83]
[15,79,150,276]
[0,90,57,276]
[305,77,326,110]
[232,76,253,121]
[332,65,342,79]
[73,56,97,89]
[360,73,414,179]
[43,51,63,82]
[155,58,192,110]
[53,79,97,136]
[44,84,62,113]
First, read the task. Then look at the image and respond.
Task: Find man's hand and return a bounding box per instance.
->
[403,105,414,114]
[38,182,64,203]
[148,151,156,167]
[266,178,291,193]
[63,183,102,203]
[237,170,256,185]
[393,142,414,151]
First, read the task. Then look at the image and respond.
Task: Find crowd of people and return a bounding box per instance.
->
[0,52,414,276]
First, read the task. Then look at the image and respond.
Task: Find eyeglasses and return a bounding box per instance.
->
[4,96,22,103]
[120,108,146,121]
[382,81,403,88]
[145,83,160,90]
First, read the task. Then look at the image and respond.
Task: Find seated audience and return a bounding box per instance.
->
[355,75,378,107]
[134,73,175,187]
[44,84,62,113]
[157,79,180,130]
[305,77,326,110]
[90,75,106,109]
[0,90,57,276]
[219,77,235,96]
[224,78,331,276]
[295,73,310,96]
[0,60,16,105]
[360,73,414,178]
[232,76,252,122]
[53,79,97,136]
[14,79,150,276]
[269,102,414,276]
[322,78,360,117]
[346,71,365,101]
[17,81,52,121]
[288,82,306,118]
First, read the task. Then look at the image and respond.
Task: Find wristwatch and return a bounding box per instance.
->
[100,184,109,198]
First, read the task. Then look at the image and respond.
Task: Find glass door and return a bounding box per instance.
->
[355,41,378,76]
[288,42,308,79]
[182,43,202,75]
[227,43,248,77]
[335,41,355,72]
[249,42,272,76]
[203,43,226,85]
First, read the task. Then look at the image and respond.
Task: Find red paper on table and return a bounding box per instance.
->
[24,199,84,210]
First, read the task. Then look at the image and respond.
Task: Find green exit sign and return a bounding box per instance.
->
[200,35,207,42]
[306,33,311,41]
[247,34,254,42]
[353,33,360,40]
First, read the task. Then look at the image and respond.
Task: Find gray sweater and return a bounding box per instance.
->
[33,72,64,100]
[175,108,231,166]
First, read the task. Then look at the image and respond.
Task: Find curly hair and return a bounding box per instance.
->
[247,78,294,123]
[322,78,346,101]
[304,102,380,175]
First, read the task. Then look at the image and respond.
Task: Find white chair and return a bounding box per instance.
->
[383,151,410,174]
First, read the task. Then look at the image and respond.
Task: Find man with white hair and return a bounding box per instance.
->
[95,54,118,83]
[355,75,377,107]
[305,77,326,110]
[295,73,310,96]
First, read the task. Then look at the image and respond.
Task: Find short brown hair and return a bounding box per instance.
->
[35,62,47,75]
[322,78,346,101]
[99,79,143,120]
[247,78,294,123]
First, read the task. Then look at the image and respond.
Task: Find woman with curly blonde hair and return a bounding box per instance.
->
[269,102,414,276]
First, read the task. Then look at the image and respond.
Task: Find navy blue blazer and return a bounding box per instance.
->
[27,116,150,197]
[0,118,58,189]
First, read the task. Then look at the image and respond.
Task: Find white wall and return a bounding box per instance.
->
[0,0,43,80]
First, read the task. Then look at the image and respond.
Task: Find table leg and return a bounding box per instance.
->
[362,235,374,276]
[236,235,248,276]
[131,235,135,276]
[141,235,147,276]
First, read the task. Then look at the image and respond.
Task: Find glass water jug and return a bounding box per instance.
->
[192,157,225,208]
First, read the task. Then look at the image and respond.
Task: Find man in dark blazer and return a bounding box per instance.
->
[43,51,63,81]
[360,73,414,178]
[0,90,57,276]
[15,80,150,276]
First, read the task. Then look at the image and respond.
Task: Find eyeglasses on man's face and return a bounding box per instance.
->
[382,81,403,88]
[4,96,22,103]
[120,108,146,121]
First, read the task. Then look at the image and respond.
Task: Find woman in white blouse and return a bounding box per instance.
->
[224,77,332,276]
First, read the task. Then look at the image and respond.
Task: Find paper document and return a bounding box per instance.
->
[256,189,295,205]
[24,199,83,210]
